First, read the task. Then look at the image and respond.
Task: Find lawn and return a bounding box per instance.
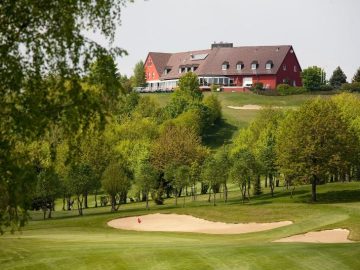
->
[1,182,360,270]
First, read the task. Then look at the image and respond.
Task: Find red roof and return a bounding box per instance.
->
[146,45,297,80]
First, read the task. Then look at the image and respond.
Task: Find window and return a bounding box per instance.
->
[283,65,287,71]
[236,62,244,71]
[222,62,229,71]
[152,72,155,79]
[265,60,273,70]
[251,61,258,70]
[294,65,297,72]
[147,59,152,66]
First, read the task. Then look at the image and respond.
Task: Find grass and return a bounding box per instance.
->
[1,182,360,269]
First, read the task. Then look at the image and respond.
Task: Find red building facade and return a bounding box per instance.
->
[143,43,302,91]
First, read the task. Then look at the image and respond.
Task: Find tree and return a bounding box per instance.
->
[177,72,203,102]
[68,164,96,216]
[203,94,222,124]
[301,66,326,90]
[151,125,208,171]
[214,145,232,202]
[352,68,360,83]
[330,66,347,88]
[101,162,132,212]
[35,169,60,220]
[1,0,131,231]
[88,54,121,111]
[132,60,146,87]
[135,160,158,210]
[276,98,357,202]
[201,157,222,206]
[230,150,256,203]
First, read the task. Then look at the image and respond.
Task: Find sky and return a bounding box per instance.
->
[100,0,360,80]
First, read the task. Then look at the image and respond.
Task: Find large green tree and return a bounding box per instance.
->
[276,99,357,202]
[1,0,132,231]
[301,66,326,90]
[352,68,360,83]
[101,162,132,212]
[329,66,347,88]
[132,60,146,87]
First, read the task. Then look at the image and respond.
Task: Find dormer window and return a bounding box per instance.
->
[236,61,244,71]
[251,61,258,70]
[265,60,273,70]
[222,61,229,71]
[164,68,171,75]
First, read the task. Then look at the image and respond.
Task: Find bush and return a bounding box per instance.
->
[319,84,334,91]
[251,82,264,93]
[276,84,308,96]
[341,82,360,92]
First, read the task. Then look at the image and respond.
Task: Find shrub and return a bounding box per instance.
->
[341,82,360,92]
[277,84,307,96]
[319,84,334,91]
[250,82,264,93]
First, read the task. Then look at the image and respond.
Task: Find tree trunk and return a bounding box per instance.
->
[77,195,83,216]
[95,190,98,208]
[265,175,268,188]
[111,194,116,212]
[183,191,186,208]
[62,194,66,211]
[174,189,178,206]
[213,190,216,206]
[208,188,212,202]
[84,192,88,209]
[269,174,274,197]
[48,201,52,219]
[224,182,228,203]
[311,175,317,202]
[67,196,72,211]
[146,191,149,210]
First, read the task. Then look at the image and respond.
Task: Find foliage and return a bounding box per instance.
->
[329,66,347,89]
[275,98,357,201]
[132,60,146,87]
[1,0,132,231]
[352,67,360,83]
[88,54,122,111]
[203,94,222,124]
[301,66,326,91]
[101,162,132,212]
[68,164,96,215]
[135,160,158,210]
[230,149,256,203]
[176,72,203,102]
[251,82,264,92]
[151,125,208,171]
[276,84,307,95]
[341,82,360,93]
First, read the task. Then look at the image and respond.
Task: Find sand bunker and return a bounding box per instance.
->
[227,105,262,110]
[274,229,353,243]
[227,105,284,110]
[108,213,292,234]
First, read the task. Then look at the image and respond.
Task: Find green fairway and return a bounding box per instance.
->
[1,182,360,270]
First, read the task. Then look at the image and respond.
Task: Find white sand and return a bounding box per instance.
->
[107,213,292,234]
[274,229,353,243]
[227,105,263,110]
[227,105,285,110]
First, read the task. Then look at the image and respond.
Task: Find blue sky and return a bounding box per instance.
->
[98,0,360,80]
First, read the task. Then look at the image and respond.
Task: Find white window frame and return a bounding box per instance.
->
[222,64,228,71]
[283,65,287,71]
[251,63,257,70]
[236,64,243,71]
[266,63,272,70]
[294,65,297,72]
